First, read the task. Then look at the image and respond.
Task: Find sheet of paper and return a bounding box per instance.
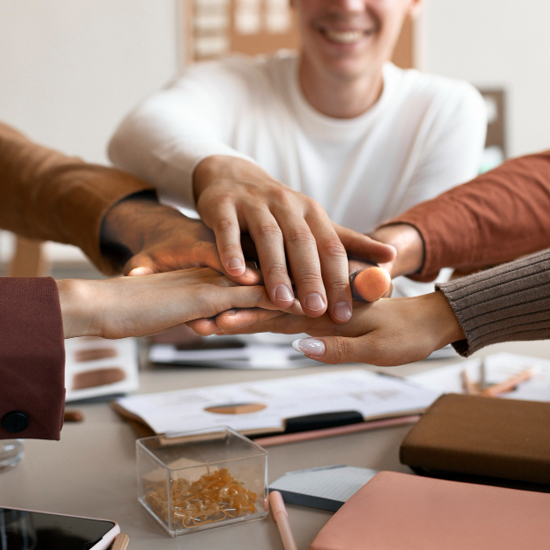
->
[149,342,316,369]
[116,369,440,435]
[408,352,550,402]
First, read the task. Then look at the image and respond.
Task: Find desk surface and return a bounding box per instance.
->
[1,340,549,549]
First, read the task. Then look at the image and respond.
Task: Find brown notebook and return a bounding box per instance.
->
[310,471,550,550]
[400,393,550,485]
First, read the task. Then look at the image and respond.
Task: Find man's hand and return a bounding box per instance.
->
[214,292,465,367]
[57,268,282,339]
[193,155,396,322]
[101,192,259,284]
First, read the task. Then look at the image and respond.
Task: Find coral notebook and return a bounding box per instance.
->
[310,471,550,550]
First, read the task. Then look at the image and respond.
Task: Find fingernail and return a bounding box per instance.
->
[305,293,326,312]
[292,338,326,357]
[128,267,153,276]
[275,284,294,303]
[227,258,245,273]
[333,301,352,322]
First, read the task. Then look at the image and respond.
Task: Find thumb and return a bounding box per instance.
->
[291,335,373,365]
[335,224,396,265]
[124,254,156,276]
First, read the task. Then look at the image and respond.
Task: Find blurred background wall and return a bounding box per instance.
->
[0,0,179,263]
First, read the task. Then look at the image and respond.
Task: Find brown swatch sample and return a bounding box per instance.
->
[72,367,126,390]
[205,403,267,415]
[74,347,117,362]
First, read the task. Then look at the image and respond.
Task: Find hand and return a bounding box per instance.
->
[189,258,392,336]
[215,292,465,366]
[56,268,281,339]
[193,155,396,321]
[100,192,259,284]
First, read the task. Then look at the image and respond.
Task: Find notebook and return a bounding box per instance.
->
[310,471,550,550]
[399,393,550,486]
[269,465,378,512]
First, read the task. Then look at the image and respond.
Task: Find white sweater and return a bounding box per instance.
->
[109,51,487,235]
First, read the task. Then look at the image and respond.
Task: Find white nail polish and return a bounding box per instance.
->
[292,338,326,357]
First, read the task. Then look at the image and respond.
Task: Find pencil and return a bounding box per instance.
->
[254,415,420,447]
[461,369,477,395]
[110,533,129,550]
[480,367,534,397]
[270,491,298,550]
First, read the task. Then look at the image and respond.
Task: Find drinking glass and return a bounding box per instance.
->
[0,440,24,472]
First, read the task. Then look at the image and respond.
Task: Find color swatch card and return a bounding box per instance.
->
[64,336,139,402]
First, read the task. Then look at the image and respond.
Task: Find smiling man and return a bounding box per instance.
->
[109,0,486,322]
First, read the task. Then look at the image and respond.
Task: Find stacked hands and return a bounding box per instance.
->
[59,157,463,367]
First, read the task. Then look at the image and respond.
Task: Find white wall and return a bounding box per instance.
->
[0,0,180,262]
[421,0,550,158]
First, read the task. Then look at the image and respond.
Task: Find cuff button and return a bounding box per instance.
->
[2,411,29,433]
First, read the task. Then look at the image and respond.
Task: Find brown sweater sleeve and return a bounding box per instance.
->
[0,122,154,275]
[0,278,65,440]
[436,248,550,357]
[383,151,550,282]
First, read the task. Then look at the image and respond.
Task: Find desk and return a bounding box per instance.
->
[1,340,549,549]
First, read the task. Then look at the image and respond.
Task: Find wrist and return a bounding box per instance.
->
[100,192,182,270]
[57,279,96,338]
[424,291,465,348]
[193,155,233,201]
[193,155,265,202]
[369,223,424,278]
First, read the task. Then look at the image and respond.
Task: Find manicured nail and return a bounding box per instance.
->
[128,266,153,276]
[333,301,352,322]
[292,338,326,357]
[275,284,294,303]
[227,258,245,273]
[305,293,326,312]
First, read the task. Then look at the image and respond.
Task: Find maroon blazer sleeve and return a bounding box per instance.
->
[0,277,65,440]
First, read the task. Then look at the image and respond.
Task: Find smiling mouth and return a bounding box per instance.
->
[319,28,375,44]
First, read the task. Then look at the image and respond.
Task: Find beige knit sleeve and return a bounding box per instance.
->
[436,248,550,356]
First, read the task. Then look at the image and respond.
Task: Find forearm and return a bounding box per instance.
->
[383,151,550,281]
[437,248,550,357]
[0,122,153,275]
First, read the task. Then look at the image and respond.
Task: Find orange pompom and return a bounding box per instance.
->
[352,266,391,302]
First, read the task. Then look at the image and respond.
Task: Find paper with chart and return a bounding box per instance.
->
[115,369,440,435]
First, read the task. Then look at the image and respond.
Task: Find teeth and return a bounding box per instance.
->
[324,30,365,44]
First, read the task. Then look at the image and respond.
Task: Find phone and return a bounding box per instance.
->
[0,507,120,550]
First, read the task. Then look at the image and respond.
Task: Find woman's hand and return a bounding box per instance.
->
[214,292,465,366]
[57,268,281,339]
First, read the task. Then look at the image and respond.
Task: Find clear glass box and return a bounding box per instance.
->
[136,427,268,537]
